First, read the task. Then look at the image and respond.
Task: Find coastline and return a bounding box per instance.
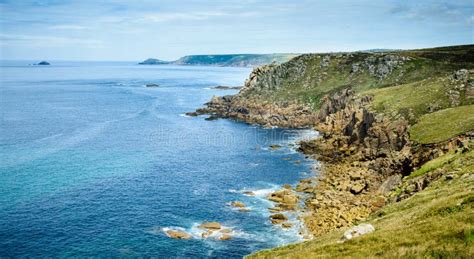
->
[190,46,474,256]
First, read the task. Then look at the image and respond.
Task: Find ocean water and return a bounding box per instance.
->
[0,61,317,257]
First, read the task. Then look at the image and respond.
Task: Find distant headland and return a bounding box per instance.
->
[139,54,298,67]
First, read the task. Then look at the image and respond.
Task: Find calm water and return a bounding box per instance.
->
[0,61,317,257]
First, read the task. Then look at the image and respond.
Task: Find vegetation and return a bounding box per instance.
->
[409,105,474,144]
[406,150,460,179]
[243,45,474,258]
[244,45,474,110]
[175,54,298,66]
[138,54,298,67]
[248,150,474,258]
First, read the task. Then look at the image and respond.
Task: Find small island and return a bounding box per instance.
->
[36,61,50,65]
[138,58,169,65]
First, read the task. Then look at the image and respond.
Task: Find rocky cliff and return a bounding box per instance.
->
[193,45,474,251]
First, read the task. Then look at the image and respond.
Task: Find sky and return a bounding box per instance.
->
[0,0,473,61]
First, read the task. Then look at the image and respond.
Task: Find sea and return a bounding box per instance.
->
[0,61,318,257]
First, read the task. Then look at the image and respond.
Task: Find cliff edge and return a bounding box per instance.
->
[194,45,474,257]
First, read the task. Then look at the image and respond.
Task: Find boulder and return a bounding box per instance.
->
[270,213,288,224]
[166,230,191,240]
[270,144,282,150]
[230,201,246,208]
[350,181,367,194]
[341,223,375,241]
[378,175,402,194]
[242,191,255,196]
[349,171,362,180]
[282,222,293,228]
[201,230,213,238]
[220,228,232,233]
[218,234,232,240]
[267,189,289,202]
[198,222,221,230]
[268,206,284,212]
[282,193,299,204]
[185,112,198,117]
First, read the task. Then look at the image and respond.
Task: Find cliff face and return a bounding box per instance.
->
[194,45,474,242]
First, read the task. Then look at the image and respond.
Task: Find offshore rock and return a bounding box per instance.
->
[166,230,191,240]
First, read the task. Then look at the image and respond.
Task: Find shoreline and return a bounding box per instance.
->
[190,47,474,255]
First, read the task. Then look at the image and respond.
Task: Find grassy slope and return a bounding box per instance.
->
[246,45,474,257]
[410,105,474,144]
[245,45,474,109]
[249,150,474,258]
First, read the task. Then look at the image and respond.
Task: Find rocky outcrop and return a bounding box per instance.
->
[165,230,191,239]
[198,222,222,230]
[341,223,375,241]
[193,48,473,240]
[194,94,318,128]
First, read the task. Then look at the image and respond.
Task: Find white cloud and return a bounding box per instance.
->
[140,11,230,23]
[0,33,103,48]
[49,24,87,30]
[468,16,474,25]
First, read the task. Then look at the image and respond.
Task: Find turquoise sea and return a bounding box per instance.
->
[0,61,317,257]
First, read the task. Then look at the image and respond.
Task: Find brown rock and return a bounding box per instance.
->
[270,213,288,224]
[282,194,299,204]
[166,230,191,240]
[201,230,213,238]
[218,234,232,240]
[350,181,367,194]
[230,201,246,208]
[378,175,402,194]
[270,144,282,150]
[282,222,293,228]
[242,191,255,196]
[220,228,232,233]
[198,222,221,230]
[268,206,284,212]
[349,171,362,180]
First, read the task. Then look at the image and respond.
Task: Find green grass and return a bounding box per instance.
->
[409,105,474,144]
[365,77,451,121]
[243,45,474,111]
[247,150,474,258]
[406,150,460,179]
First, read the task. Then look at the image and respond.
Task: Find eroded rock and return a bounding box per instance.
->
[198,222,221,230]
[166,230,191,240]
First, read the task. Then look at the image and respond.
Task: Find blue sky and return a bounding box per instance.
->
[0,0,473,61]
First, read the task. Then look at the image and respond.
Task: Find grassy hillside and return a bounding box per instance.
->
[410,105,474,144]
[241,45,474,257]
[242,45,474,109]
[248,149,474,258]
